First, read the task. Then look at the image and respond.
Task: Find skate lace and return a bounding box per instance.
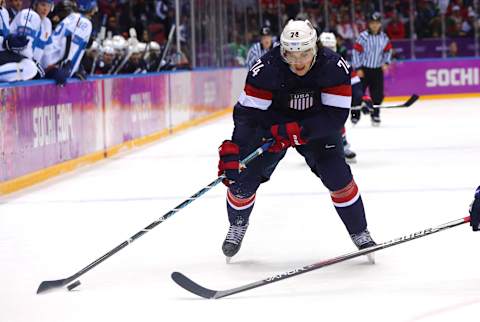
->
[225,224,248,245]
[350,230,373,247]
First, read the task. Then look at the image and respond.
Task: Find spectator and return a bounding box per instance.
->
[386,13,406,39]
[284,0,300,20]
[447,41,458,57]
[106,15,121,36]
[460,10,475,37]
[446,5,463,37]
[336,12,357,41]
[415,1,438,38]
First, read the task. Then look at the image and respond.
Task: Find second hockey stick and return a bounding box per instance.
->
[172,216,469,299]
[351,94,419,111]
[374,94,419,108]
[37,140,273,294]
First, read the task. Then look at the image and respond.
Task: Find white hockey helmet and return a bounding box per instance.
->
[128,44,142,55]
[112,37,128,53]
[103,45,115,56]
[149,41,161,52]
[90,40,100,52]
[319,32,337,52]
[102,39,114,48]
[280,20,317,57]
[137,42,147,53]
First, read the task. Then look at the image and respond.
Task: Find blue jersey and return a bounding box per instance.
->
[233,46,352,145]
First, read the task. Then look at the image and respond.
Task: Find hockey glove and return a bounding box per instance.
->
[469,186,480,231]
[361,95,374,114]
[46,61,72,87]
[218,140,240,187]
[269,122,307,153]
[4,34,29,53]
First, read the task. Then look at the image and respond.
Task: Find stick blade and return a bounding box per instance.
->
[404,94,419,107]
[37,278,70,294]
[171,272,218,299]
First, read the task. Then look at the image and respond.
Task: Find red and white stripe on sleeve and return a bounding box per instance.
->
[351,70,361,85]
[321,84,352,109]
[237,83,273,110]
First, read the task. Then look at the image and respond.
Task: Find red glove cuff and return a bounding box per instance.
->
[218,140,239,157]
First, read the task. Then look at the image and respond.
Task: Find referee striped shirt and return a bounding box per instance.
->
[246,41,278,69]
[352,30,392,69]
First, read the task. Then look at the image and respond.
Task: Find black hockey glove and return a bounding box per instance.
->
[4,34,29,52]
[469,186,480,231]
[46,61,72,87]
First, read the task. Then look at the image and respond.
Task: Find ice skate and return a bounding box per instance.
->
[222,219,249,263]
[350,229,377,264]
[371,116,381,127]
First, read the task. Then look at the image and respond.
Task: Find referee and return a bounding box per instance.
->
[245,26,277,69]
[352,12,392,126]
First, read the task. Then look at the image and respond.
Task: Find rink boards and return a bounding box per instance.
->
[1,58,479,194]
[0,69,246,194]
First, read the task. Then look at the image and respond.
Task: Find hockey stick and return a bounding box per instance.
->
[351,94,419,111]
[36,140,273,294]
[172,216,470,299]
[374,94,419,108]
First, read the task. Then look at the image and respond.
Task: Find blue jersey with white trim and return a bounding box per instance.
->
[41,13,92,75]
[9,9,42,59]
[234,46,352,142]
[0,7,9,53]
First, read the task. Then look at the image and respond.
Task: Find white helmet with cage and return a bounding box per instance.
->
[280,19,317,59]
[319,32,337,52]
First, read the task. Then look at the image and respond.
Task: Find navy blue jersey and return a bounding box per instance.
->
[233,46,352,145]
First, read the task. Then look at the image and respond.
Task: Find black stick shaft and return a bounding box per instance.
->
[37,141,272,294]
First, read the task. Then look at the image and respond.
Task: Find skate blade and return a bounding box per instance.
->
[366,253,375,264]
[346,157,357,164]
[225,256,232,264]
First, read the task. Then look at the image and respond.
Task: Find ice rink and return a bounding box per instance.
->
[1,97,479,322]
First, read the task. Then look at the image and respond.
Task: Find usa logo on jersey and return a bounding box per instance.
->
[289,91,314,111]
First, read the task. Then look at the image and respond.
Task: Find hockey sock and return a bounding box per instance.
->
[226,189,256,225]
[330,179,367,234]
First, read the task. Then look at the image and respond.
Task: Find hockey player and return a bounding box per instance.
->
[0,1,40,82]
[118,44,147,74]
[93,45,115,74]
[48,0,77,29]
[470,186,480,231]
[10,0,53,65]
[218,20,376,261]
[41,0,96,86]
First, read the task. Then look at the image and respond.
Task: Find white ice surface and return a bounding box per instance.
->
[1,98,480,322]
